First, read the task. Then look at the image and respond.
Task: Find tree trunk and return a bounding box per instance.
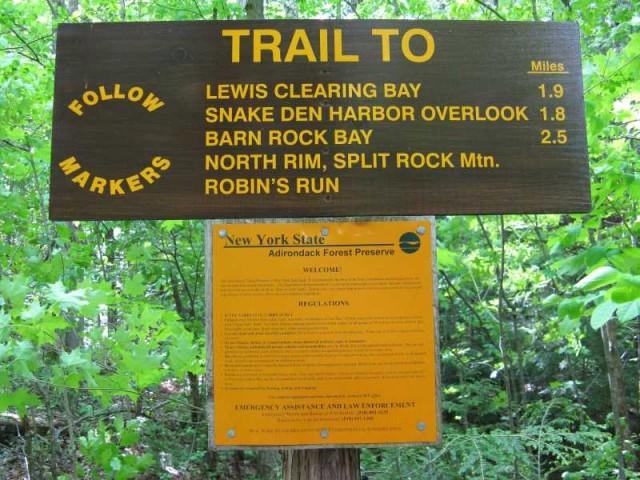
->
[188,371,201,423]
[244,0,263,19]
[256,450,280,479]
[283,449,360,480]
[231,451,245,480]
[601,319,636,477]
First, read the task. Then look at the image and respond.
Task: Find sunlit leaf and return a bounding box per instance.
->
[575,266,619,291]
[47,281,89,310]
[590,301,617,329]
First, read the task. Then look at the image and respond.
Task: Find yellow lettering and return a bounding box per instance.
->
[113,83,125,99]
[295,177,339,194]
[284,28,317,63]
[319,29,328,62]
[89,176,107,194]
[139,166,161,184]
[126,174,143,192]
[127,86,144,102]
[71,171,90,188]
[109,179,125,195]
[334,29,359,62]
[284,29,317,62]
[82,90,99,106]
[59,156,82,175]
[98,85,113,101]
[372,28,399,62]
[141,92,165,112]
[222,29,250,63]
[401,28,435,63]
[205,131,218,146]
[152,156,171,171]
[68,99,83,116]
[253,29,282,62]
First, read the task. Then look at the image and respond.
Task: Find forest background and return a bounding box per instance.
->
[0,0,639,478]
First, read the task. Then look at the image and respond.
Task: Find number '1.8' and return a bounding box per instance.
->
[540,106,566,121]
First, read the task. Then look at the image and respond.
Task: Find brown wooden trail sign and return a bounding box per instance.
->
[49,20,590,221]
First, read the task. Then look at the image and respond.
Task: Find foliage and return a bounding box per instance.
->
[75,418,154,480]
[0,0,638,478]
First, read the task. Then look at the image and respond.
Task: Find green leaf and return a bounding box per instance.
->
[0,371,10,388]
[616,299,640,322]
[0,311,10,342]
[20,300,46,321]
[131,306,163,331]
[90,374,137,406]
[51,367,82,388]
[0,344,10,364]
[47,282,89,310]
[11,341,39,378]
[609,248,640,274]
[110,457,122,472]
[118,344,164,389]
[18,312,69,346]
[0,274,29,305]
[125,244,147,263]
[38,314,70,338]
[123,274,145,297]
[437,247,457,267]
[79,281,118,316]
[559,298,582,319]
[160,220,184,232]
[610,283,640,303]
[590,301,617,329]
[560,224,584,248]
[558,316,580,336]
[584,246,609,266]
[119,427,139,447]
[61,349,88,369]
[114,416,125,433]
[168,331,200,377]
[0,388,41,416]
[575,266,620,291]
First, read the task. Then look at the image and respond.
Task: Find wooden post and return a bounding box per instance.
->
[283,449,360,480]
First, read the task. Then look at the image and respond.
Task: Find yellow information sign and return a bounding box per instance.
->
[212,220,440,447]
